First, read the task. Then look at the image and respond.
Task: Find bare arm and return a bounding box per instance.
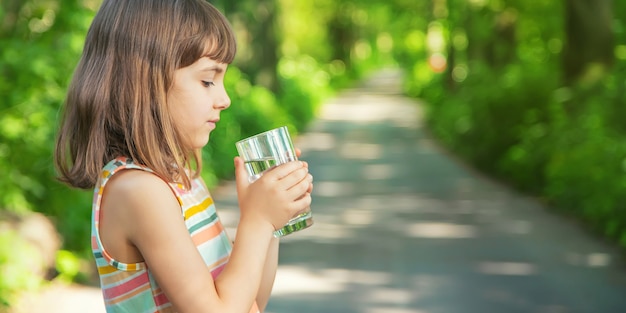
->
[256,238,279,311]
[256,154,313,312]
[100,159,311,313]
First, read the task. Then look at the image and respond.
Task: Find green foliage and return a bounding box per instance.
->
[402,0,626,248]
[541,69,626,242]
[278,56,332,127]
[427,62,559,192]
[544,127,626,240]
[0,5,99,307]
[0,230,43,309]
[54,250,82,282]
[0,2,92,215]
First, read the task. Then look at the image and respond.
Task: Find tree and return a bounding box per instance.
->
[562,0,614,85]
[213,0,281,93]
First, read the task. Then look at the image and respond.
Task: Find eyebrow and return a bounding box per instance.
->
[200,65,224,73]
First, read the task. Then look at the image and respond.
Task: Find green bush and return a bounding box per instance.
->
[277,56,331,127]
[0,230,43,309]
[395,0,626,249]
[419,60,626,247]
[425,63,558,187]
[541,78,626,245]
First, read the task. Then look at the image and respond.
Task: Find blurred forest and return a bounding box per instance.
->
[1,0,626,310]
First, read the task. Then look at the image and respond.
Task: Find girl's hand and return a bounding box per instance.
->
[234,154,312,233]
[295,148,314,194]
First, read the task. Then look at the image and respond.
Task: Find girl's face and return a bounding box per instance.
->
[167,57,230,149]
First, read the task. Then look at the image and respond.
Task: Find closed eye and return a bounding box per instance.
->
[202,81,215,87]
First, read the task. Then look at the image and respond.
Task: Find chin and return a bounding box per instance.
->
[188,136,210,150]
[199,136,211,147]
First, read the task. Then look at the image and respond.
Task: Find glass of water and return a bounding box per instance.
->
[235,126,314,237]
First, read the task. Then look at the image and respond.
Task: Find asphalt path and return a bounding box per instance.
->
[215,68,626,313]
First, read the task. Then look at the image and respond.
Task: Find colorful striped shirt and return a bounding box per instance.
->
[91,157,260,313]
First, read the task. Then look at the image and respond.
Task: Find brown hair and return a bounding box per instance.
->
[55,0,236,189]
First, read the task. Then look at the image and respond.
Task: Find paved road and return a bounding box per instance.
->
[17,69,626,313]
[216,69,626,313]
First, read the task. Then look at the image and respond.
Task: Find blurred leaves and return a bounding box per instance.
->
[405,0,626,247]
[0,230,43,309]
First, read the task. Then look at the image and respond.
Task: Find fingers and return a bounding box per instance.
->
[260,160,312,201]
[277,166,308,190]
[285,176,311,201]
[306,173,313,193]
[264,160,305,181]
[234,156,251,190]
[290,192,312,212]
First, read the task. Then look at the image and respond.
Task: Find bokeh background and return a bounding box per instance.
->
[1,0,626,310]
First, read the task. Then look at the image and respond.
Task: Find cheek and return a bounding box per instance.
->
[168,88,196,117]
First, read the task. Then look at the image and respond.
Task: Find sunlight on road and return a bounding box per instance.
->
[565,252,612,267]
[314,181,355,197]
[271,266,348,295]
[340,142,383,160]
[361,164,395,180]
[320,96,422,127]
[13,284,105,313]
[296,132,336,152]
[342,209,375,226]
[477,262,536,276]
[270,266,439,313]
[405,222,477,239]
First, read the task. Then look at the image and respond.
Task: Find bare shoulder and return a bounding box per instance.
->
[100,169,183,262]
[105,169,173,198]
[101,169,218,303]
[103,169,182,220]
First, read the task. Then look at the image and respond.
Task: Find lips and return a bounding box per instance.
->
[207,118,219,130]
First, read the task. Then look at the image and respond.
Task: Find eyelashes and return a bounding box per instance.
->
[201,81,215,87]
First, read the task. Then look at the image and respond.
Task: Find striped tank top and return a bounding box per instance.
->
[91,157,260,313]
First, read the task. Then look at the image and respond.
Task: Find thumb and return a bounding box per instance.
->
[234,156,251,191]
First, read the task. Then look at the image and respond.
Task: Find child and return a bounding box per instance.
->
[54,1,313,312]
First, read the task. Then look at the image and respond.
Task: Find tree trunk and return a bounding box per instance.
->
[211,0,280,93]
[328,5,356,70]
[562,0,614,85]
[249,0,280,93]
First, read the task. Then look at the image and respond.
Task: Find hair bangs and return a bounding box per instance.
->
[178,2,236,68]
[202,27,237,64]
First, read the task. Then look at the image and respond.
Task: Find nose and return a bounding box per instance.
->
[213,84,231,110]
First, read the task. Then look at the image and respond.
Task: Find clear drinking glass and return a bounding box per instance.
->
[235,126,314,237]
